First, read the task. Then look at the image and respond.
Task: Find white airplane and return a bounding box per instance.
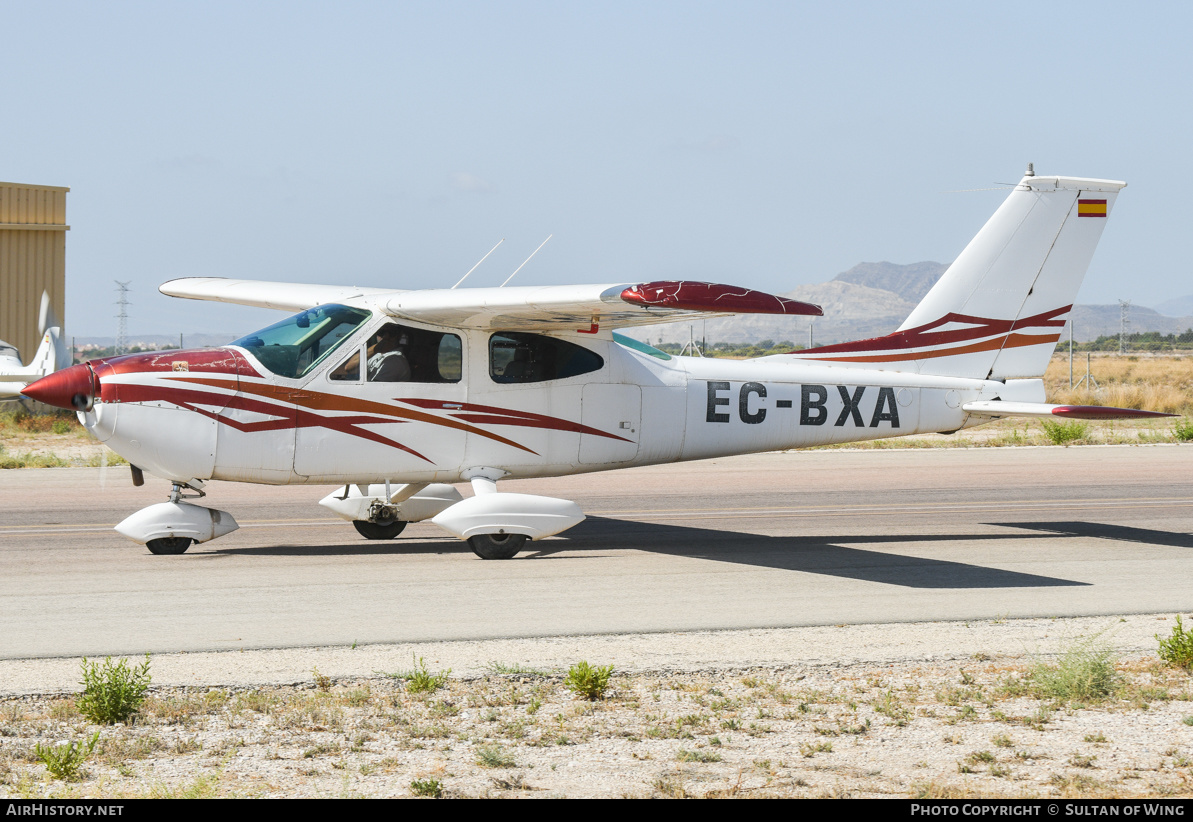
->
[23,169,1172,558]
[1,292,69,402]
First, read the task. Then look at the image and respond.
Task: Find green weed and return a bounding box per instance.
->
[475,743,516,768]
[389,656,451,694]
[410,778,443,798]
[1041,419,1089,446]
[77,655,151,724]
[35,732,99,781]
[1156,615,1193,669]
[485,661,551,677]
[565,661,613,701]
[676,748,722,763]
[1174,418,1193,442]
[1029,637,1119,703]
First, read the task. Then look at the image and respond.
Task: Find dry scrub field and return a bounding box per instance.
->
[1044,353,1193,416]
[1,641,1192,799]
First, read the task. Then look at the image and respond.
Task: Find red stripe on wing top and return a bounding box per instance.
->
[622,281,822,316]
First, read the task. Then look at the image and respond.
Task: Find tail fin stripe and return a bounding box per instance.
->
[797,305,1070,357]
[801,331,1060,364]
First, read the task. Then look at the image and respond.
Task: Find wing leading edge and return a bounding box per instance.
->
[160,278,398,312]
[160,277,821,331]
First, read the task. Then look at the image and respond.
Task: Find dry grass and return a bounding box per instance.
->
[1,653,1190,799]
[1045,353,1193,414]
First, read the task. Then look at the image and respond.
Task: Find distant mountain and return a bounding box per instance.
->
[832,261,949,304]
[626,261,1193,347]
[627,262,932,347]
[1153,295,1193,317]
[1066,305,1193,340]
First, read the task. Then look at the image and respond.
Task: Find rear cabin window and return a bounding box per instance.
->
[489,332,604,383]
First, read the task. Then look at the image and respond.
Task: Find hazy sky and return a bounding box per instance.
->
[5,1,1190,337]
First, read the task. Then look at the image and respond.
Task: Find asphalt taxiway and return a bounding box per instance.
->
[2,446,1191,659]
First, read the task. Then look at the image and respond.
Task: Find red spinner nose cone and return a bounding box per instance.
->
[21,364,96,410]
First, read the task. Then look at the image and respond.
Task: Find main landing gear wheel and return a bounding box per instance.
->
[353,520,407,540]
[468,533,527,560]
[146,537,193,555]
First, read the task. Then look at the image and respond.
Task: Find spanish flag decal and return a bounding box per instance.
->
[1078,198,1107,217]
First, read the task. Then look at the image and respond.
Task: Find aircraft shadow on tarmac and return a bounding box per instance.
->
[214,516,1089,590]
[992,521,1193,550]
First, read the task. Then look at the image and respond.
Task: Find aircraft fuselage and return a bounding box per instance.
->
[78,324,1001,486]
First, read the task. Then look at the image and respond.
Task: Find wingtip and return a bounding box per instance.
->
[622,281,822,316]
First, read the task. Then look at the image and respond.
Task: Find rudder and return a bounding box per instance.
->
[794,172,1126,379]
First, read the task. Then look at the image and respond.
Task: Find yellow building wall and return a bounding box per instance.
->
[0,182,69,363]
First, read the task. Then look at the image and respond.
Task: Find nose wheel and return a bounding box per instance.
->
[467,533,527,560]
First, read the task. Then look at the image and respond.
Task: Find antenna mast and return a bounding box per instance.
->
[501,235,553,287]
[452,239,504,289]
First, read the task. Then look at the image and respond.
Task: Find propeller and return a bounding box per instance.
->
[20,363,97,411]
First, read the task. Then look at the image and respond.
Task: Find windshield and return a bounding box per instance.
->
[231,304,371,379]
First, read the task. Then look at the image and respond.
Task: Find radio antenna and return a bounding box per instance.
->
[452,238,504,289]
[501,235,553,287]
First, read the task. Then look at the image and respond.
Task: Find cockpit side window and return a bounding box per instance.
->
[232,305,371,379]
[335,322,462,384]
[489,332,604,383]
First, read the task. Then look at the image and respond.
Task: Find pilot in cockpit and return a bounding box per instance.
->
[366,325,412,382]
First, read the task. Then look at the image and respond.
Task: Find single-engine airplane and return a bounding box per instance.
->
[23,169,1174,558]
[1,292,68,402]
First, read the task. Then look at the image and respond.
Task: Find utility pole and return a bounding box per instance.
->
[1118,299,1131,355]
[1069,320,1074,388]
[115,281,131,355]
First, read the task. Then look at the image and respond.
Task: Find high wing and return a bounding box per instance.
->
[160,278,397,312]
[161,277,822,330]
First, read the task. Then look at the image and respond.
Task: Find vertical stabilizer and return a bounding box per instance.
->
[793,174,1125,379]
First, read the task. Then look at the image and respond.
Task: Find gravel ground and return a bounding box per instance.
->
[2,614,1192,798]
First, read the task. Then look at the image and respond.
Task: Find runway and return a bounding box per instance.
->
[1,445,1191,659]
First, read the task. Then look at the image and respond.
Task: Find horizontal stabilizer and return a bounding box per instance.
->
[962,401,1176,420]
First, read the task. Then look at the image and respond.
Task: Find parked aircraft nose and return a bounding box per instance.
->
[21,363,98,411]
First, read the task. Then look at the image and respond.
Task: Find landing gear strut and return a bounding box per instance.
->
[114,478,240,554]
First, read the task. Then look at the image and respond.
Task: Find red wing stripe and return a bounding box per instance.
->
[179,378,538,455]
[398,398,632,442]
[449,413,632,442]
[108,383,434,462]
